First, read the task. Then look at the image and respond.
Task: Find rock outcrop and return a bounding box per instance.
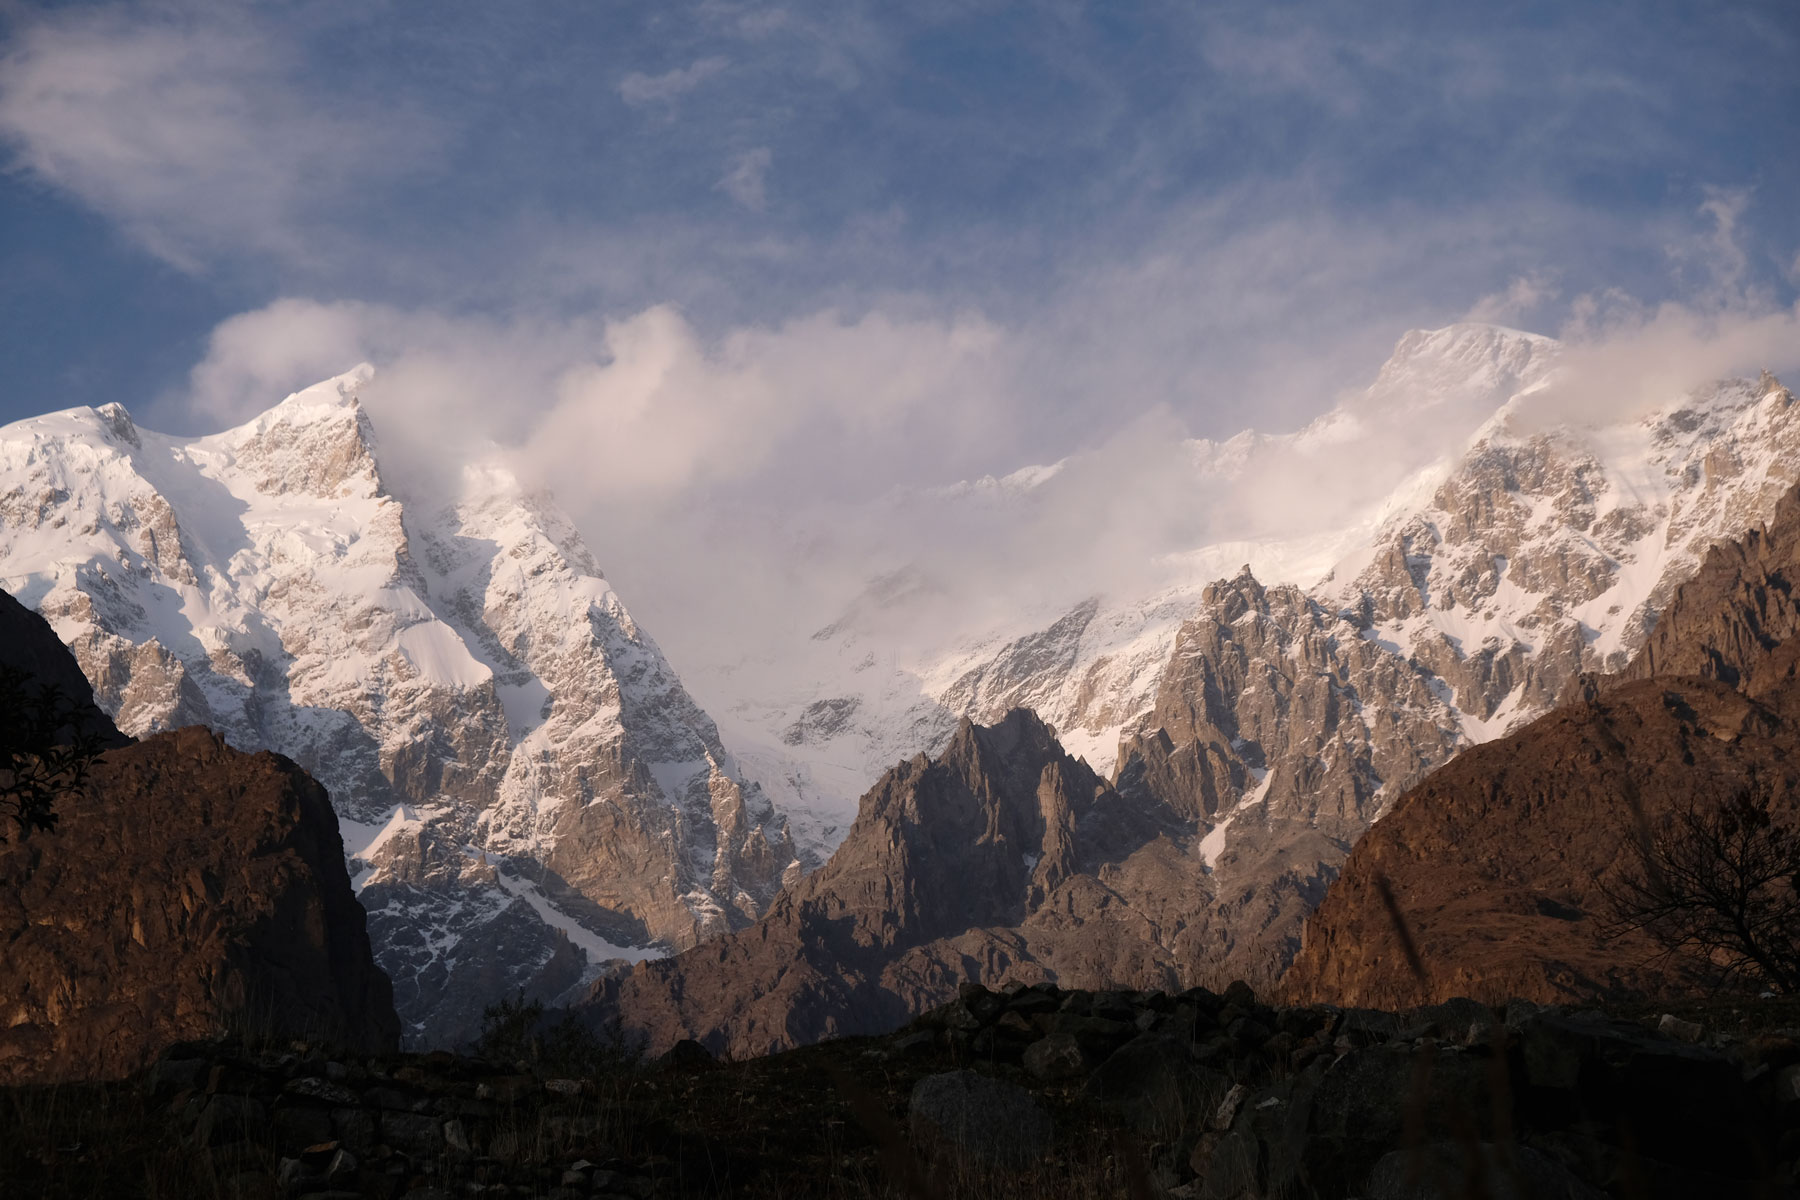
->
[0,726,402,1083]
[887,983,1785,1200]
[721,333,1800,998]
[1615,469,1800,692]
[15,982,1798,1199]
[1277,672,1800,1009]
[0,588,128,747]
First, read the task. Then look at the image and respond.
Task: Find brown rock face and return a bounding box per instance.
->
[597,709,1195,1058]
[1277,674,1800,1009]
[0,724,400,1082]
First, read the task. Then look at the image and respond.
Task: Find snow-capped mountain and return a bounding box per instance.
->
[702,324,1800,984]
[0,371,798,1044]
[708,324,1564,844]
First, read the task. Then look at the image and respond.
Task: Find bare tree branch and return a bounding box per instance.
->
[1602,786,1800,994]
[0,665,109,843]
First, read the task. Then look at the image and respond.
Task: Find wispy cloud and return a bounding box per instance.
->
[1464,273,1558,326]
[716,147,773,211]
[619,56,729,107]
[5,1,1800,680]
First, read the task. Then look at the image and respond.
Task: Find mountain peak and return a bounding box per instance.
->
[268,364,375,419]
[1386,322,1557,362]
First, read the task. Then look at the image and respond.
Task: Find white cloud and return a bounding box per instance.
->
[0,7,431,270]
[172,295,1022,661]
[1463,273,1558,326]
[717,147,773,211]
[171,242,1800,678]
[619,56,730,106]
[1517,295,1800,431]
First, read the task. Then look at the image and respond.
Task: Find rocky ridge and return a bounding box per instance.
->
[604,372,1800,1054]
[0,375,798,1045]
[598,707,1194,1059]
[1276,670,1800,1010]
[1613,447,1800,692]
[713,324,1567,846]
[1065,364,1800,990]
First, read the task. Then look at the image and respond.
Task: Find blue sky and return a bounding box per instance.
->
[2,0,1799,655]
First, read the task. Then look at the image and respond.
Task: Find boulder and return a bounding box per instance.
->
[1080,1034,1230,1135]
[1022,1033,1088,1081]
[1511,1010,1764,1175]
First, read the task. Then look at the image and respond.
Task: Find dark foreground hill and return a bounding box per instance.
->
[6,982,1798,1199]
[0,589,398,1083]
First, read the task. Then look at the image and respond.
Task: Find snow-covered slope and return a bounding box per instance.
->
[0,371,799,1045]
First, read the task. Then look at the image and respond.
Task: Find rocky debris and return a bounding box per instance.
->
[1658,1013,1706,1043]
[13,983,1800,1198]
[143,1037,664,1200]
[886,981,1799,1198]
[1360,1143,1606,1200]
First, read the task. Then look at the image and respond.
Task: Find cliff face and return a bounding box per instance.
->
[721,339,1800,1000]
[0,587,127,748]
[1280,481,1800,1009]
[0,588,398,1084]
